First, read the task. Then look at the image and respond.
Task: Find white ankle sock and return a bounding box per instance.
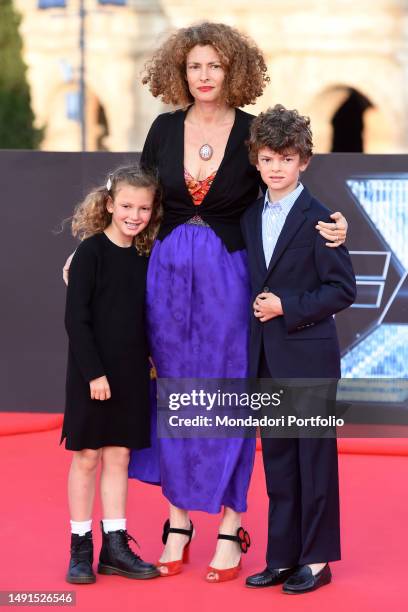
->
[70,519,92,536]
[102,518,126,533]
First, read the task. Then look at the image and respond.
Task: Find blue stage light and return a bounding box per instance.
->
[347,178,408,271]
[341,324,408,378]
[342,178,408,380]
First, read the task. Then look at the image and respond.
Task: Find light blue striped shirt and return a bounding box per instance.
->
[262,183,304,267]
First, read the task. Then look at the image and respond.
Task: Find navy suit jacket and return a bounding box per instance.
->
[241,186,357,378]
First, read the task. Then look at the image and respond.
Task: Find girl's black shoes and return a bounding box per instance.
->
[98,523,160,580]
[66,531,96,584]
[66,526,159,583]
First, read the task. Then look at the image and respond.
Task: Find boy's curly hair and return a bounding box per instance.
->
[71,165,162,256]
[142,21,269,107]
[248,104,313,164]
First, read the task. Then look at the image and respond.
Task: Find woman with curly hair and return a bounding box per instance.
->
[125,21,349,582]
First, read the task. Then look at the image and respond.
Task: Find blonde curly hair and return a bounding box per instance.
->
[71,165,162,256]
[143,21,269,107]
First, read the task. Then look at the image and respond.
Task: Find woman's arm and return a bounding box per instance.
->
[140,114,162,174]
[63,251,75,285]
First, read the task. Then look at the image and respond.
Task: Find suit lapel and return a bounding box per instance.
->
[254,197,267,274]
[263,187,312,281]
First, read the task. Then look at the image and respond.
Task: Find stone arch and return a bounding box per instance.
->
[331,89,372,152]
[306,85,392,153]
[40,83,110,151]
[85,90,110,151]
[40,83,80,151]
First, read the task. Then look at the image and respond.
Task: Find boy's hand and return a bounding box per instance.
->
[253,292,283,322]
[90,376,111,401]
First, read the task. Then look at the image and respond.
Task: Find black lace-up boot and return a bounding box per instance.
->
[98,522,159,580]
[66,531,96,584]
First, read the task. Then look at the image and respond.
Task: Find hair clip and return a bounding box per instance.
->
[106,177,112,191]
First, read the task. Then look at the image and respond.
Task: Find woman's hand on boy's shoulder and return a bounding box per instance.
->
[89,375,111,401]
[315,212,348,247]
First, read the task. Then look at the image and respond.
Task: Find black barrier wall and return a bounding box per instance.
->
[1,152,407,412]
[1,152,139,412]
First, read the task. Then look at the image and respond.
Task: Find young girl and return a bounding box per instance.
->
[62,165,162,584]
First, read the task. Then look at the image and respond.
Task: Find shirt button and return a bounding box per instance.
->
[263,286,270,292]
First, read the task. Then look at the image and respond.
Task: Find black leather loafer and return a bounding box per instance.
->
[246,567,297,588]
[282,563,331,594]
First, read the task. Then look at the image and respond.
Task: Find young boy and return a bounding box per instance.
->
[241,105,356,594]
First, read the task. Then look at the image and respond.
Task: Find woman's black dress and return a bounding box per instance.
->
[61,232,151,451]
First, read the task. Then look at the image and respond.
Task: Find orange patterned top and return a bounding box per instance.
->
[184,168,216,206]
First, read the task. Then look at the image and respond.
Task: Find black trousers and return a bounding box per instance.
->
[258,351,341,567]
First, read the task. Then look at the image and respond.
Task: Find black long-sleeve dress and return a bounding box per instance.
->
[61,232,151,451]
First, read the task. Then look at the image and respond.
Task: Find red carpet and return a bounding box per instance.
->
[2,413,408,459]
[1,427,407,611]
[0,412,63,436]
[338,436,408,456]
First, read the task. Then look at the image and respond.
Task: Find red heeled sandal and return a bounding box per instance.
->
[156,519,194,577]
[205,527,251,583]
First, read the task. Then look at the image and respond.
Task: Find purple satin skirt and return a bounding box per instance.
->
[129,224,256,513]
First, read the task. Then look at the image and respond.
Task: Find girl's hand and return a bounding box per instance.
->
[315,212,348,247]
[63,252,75,286]
[90,376,111,401]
